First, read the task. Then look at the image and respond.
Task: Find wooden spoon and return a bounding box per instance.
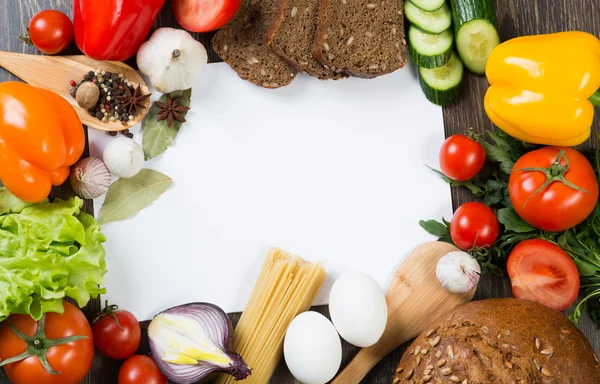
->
[332,241,475,384]
[0,52,150,132]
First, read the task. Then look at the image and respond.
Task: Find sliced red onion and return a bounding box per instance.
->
[148,302,250,384]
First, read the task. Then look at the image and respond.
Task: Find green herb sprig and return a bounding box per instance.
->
[420,130,600,325]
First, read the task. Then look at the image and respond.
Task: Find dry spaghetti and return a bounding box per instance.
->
[215,248,326,384]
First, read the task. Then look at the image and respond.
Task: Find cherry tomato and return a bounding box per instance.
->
[173,0,242,33]
[450,202,499,250]
[24,10,74,55]
[439,134,486,181]
[508,239,580,311]
[509,147,598,232]
[93,303,141,360]
[0,301,94,384]
[118,355,167,384]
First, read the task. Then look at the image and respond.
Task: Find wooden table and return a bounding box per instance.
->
[1,0,599,383]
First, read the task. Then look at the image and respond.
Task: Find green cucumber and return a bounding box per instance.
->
[404,0,452,34]
[408,26,453,68]
[449,0,500,75]
[418,52,464,106]
[408,0,446,11]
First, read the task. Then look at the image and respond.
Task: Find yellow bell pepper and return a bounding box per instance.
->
[484,31,600,146]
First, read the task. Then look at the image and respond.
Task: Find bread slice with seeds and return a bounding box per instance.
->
[265,0,343,80]
[313,0,408,78]
[212,0,297,88]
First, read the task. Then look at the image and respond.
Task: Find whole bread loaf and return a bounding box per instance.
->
[212,0,297,88]
[394,298,600,384]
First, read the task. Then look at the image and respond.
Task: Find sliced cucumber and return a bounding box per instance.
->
[418,52,464,106]
[408,27,453,68]
[404,0,452,34]
[450,0,500,75]
[408,0,446,11]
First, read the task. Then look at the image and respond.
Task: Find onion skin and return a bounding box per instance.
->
[148,302,251,384]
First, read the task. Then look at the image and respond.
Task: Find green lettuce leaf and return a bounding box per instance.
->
[0,188,43,214]
[0,189,107,320]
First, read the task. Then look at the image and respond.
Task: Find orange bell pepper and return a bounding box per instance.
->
[484,31,600,146]
[0,82,85,202]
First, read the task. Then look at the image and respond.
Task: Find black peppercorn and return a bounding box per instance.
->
[88,71,94,77]
[95,111,104,119]
[127,133,134,138]
[83,74,91,81]
[69,87,77,98]
[109,131,118,137]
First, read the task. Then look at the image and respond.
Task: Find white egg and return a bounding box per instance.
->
[284,312,342,384]
[328,271,388,347]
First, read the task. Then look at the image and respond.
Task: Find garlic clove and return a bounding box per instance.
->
[70,157,111,199]
[436,251,481,294]
[103,137,144,178]
[137,27,208,93]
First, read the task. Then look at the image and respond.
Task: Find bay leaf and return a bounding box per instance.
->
[142,89,192,160]
[99,169,173,225]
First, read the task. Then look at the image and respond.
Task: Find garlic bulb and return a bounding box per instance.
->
[137,28,208,93]
[103,137,144,178]
[436,251,481,294]
[70,157,111,199]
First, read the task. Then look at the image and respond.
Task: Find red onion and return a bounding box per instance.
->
[148,302,250,384]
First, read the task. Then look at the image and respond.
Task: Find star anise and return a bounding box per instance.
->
[117,85,151,115]
[154,93,190,127]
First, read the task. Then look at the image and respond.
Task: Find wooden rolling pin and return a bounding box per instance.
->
[332,241,475,383]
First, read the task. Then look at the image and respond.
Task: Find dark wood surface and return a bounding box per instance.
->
[0,0,598,383]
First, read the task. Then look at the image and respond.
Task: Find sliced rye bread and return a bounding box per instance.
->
[265,0,344,80]
[212,0,297,88]
[313,0,408,78]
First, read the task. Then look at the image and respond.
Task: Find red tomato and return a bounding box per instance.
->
[119,355,168,384]
[450,202,499,250]
[25,10,74,55]
[93,304,141,360]
[507,239,580,311]
[0,301,94,384]
[509,147,598,232]
[439,134,486,181]
[173,0,242,32]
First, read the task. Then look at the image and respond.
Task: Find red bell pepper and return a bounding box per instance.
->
[73,0,166,61]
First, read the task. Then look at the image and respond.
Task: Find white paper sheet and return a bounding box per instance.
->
[89,62,452,321]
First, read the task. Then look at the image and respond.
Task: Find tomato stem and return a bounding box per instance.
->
[465,127,481,141]
[516,150,590,206]
[0,314,89,374]
[17,28,33,46]
[93,300,125,331]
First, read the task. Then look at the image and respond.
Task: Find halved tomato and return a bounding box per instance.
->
[507,239,579,311]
